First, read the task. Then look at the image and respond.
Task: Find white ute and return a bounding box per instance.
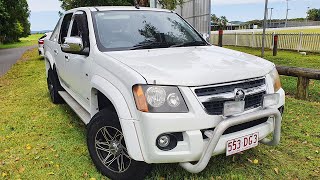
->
[44,6,285,180]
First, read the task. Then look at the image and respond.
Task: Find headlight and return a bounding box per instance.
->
[269,68,282,92]
[133,85,188,113]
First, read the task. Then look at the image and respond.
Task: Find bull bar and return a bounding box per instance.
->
[179,108,282,173]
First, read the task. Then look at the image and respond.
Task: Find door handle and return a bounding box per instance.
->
[65,55,70,62]
[53,49,58,55]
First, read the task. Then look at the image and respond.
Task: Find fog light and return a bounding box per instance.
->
[223,101,245,116]
[158,134,170,147]
[263,93,280,108]
[156,134,178,151]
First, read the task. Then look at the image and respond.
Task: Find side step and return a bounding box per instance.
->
[58,91,91,124]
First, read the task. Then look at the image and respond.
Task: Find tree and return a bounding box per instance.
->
[211,14,228,30]
[0,0,30,43]
[211,14,219,23]
[307,8,320,21]
[157,0,183,10]
[220,16,228,28]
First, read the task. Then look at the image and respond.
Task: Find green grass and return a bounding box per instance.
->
[0,34,43,49]
[226,46,320,102]
[0,48,319,179]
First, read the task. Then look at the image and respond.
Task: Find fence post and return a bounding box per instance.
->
[251,32,255,48]
[218,29,223,47]
[273,34,279,56]
[271,32,275,49]
[235,32,238,46]
[297,32,303,52]
[296,76,309,100]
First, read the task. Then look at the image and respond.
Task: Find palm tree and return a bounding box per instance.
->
[220,16,228,29]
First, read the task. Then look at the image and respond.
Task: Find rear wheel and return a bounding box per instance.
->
[87,109,152,180]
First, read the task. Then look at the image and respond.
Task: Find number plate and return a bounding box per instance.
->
[226,132,259,156]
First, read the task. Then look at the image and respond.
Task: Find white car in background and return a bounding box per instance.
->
[38,32,52,57]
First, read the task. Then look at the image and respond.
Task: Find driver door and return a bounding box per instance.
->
[63,11,92,109]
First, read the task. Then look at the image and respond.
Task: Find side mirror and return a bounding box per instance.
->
[202,33,210,41]
[61,37,89,55]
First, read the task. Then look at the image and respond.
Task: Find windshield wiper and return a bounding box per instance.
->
[130,41,172,50]
[170,41,207,47]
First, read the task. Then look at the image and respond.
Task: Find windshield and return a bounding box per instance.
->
[93,10,206,51]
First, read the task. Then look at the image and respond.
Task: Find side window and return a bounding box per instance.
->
[50,17,62,42]
[59,13,73,44]
[70,11,90,49]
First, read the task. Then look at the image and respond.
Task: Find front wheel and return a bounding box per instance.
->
[87,109,152,180]
[47,68,64,104]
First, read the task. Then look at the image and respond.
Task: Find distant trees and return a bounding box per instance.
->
[211,14,228,30]
[307,8,320,21]
[59,0,183,11]
[0,0,30,43]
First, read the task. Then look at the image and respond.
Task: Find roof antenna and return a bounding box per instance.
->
[134,0,140,9]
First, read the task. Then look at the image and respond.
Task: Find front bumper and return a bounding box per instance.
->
[180,108,282,173]
[132,88,285,164]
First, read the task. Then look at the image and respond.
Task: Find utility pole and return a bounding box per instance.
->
[285,0,290,27]
[269,8,274,28]
[261,0,268,57]
[306,6,310,24]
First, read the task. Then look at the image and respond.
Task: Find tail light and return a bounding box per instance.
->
[38,40,44,45]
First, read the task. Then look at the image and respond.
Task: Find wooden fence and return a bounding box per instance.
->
[210,32,320,53]
[276,65,320,100]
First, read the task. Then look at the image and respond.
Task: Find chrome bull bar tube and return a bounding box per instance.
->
[179,108,282,173]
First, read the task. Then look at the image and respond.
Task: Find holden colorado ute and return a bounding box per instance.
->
[44,6,285,180]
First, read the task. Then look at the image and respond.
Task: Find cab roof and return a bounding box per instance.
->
[66,6,172,13]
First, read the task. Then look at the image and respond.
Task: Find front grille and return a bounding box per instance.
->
[202,92,265,115]
[195,78,265,96]
[194,78,266,115]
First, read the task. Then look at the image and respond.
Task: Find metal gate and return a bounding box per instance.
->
[150,0,211,35]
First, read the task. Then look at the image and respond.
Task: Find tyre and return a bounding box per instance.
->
[87,109,152,180]
[47,67,64,104]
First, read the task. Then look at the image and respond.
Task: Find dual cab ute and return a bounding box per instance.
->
[44,6,285,180]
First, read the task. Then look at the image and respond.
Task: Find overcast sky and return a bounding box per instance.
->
[27,0,320,31]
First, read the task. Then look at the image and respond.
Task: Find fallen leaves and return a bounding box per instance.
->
[18,166,25,173]
[1,172,8,177]
[25,144,32,150]
[247,158,259,164]
[274,167,279,174]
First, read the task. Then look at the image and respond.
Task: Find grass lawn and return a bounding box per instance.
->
[0,48,319,179]
[226,46,320,102]
[0,34,43,49]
